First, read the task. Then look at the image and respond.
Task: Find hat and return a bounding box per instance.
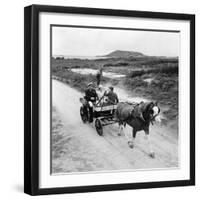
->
[109,86,114,90]
[87,82,93,87]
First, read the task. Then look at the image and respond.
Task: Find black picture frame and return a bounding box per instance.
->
[24,4,195,196]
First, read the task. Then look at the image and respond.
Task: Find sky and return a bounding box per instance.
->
[52,26,179,57]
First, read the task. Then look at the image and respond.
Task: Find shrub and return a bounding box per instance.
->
[128,65,178,78]
[103,62,129,67]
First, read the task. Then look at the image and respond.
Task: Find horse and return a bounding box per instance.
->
[115,101,161,158]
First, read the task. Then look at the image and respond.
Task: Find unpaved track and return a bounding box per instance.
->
[52,80,178,173]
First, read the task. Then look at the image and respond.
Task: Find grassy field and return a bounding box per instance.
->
[52,56,177,71]
[52,57,178,128]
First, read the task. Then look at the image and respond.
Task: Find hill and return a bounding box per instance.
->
[104,50,145,58]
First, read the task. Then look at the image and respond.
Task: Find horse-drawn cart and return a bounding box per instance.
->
[80,97,118,136]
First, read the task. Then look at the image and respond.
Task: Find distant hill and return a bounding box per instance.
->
[103,50,145,58]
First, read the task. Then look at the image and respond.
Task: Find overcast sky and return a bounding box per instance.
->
[52,26,179,57]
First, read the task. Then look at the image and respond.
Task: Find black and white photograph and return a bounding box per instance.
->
[51,25,179,174]
[23,5,195,195]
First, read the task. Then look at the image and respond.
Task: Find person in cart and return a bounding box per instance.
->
[84,82,98,122]
[96,85,106,106]
[105,86,119,105]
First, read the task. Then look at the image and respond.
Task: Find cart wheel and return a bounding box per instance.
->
[80,106,87,123]
[95,119,103,136]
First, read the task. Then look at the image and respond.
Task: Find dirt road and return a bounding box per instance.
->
[52,79,178,174]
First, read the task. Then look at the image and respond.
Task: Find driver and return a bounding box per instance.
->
[84,82,98,122]
[84,82,98,103]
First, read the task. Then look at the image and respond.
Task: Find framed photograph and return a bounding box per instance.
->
[24,4,195,195]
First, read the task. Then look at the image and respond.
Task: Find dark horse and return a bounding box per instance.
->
[115,101,160,158]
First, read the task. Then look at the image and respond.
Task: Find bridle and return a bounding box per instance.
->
[149,106,160,125]
[139,102,160,125]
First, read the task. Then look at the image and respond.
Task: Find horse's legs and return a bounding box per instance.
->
[144,129,155,158]
[128,128,137,149]
[118,122,125,136]
[118,124,124,136]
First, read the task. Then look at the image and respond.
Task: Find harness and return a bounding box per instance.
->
[127,102,141,120]
[127,102,158,125]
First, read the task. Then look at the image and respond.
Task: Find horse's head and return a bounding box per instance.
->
[143,102,161,123]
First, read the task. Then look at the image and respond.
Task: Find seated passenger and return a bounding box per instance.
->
[96,85,104,99]
[96,85,107,106]
[105,86,119,105]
